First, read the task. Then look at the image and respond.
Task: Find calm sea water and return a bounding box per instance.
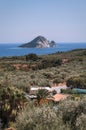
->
[0,43,86,57]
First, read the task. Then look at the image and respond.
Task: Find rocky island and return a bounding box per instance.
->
[19,36,57,48]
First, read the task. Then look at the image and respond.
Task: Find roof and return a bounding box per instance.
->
[52,94,68,102]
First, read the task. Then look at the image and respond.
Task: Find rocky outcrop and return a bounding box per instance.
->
[19,36,57,48]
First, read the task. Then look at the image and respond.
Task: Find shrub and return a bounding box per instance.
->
[52,90,57,95]
[66,76,86,89]
[26,53,38,61]
[53,78,63,84]
[15,105,58,130]
[15,96,86,130]
[76,113,86,130]
[57,96,86,130]
[0,81,28,127]
[15,104,71,130]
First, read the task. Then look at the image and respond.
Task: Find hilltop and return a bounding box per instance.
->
[19,36,57,48]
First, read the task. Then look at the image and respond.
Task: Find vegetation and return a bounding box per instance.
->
[36,89,50,105]
[0,79,28,128]
[15,104,59,130]
[37,89,49,100]
[15,96,86,130]
[67,75,86,89]
[0,49,85,90]
[26,53,39,61]
[0,49,86,129]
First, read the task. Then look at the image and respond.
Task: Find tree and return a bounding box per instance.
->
[52,90,57,95]
[36,89,49,105]
[26,53,38,61]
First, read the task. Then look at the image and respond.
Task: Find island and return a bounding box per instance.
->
[19,35,57,48]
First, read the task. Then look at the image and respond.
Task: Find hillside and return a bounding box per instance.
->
[0,49,86,129]
[0,49,86,89]
[19,36,56,48]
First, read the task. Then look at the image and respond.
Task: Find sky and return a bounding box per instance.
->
[0,0,86,43]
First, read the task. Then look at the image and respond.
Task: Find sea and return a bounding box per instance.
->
[0,43,86,57]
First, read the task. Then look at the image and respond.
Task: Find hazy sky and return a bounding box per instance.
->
[0,0,86,43]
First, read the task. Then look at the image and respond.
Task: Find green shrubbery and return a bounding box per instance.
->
[0,49,86,90]
[15,104,70,130]
[26,53,38,61]
[15,96,86,130]
[0,80,28,128]
[76,113,86,130]
[57,96,86,130]
[0,49,86,130]
[66,75,86,89]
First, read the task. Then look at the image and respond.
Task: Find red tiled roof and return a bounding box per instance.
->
[52,94,68,102]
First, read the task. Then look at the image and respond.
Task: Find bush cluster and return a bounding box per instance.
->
[67,75,86,89]
[15,96,86,130]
